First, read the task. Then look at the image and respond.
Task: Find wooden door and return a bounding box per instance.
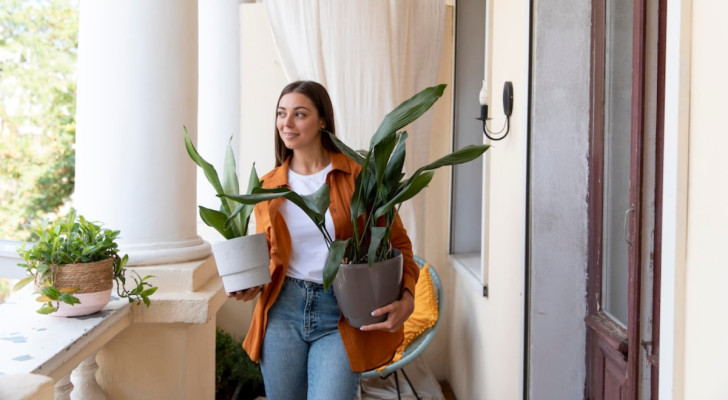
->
[586,0,665,398]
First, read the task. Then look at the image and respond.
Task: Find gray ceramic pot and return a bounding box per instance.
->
[332,249,403,328]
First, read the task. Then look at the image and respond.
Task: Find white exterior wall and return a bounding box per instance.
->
[680,0,728,398]
[448,1,530,399]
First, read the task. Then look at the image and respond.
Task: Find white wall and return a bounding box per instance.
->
[681,0,728,398]
[448,1,530,398]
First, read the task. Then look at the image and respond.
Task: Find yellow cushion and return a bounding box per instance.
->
[379,263,439,370]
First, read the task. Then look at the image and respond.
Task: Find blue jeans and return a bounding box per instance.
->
[260,276,360,400]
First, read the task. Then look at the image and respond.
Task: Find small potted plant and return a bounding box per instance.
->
[14,210,157,316]
[184,128,329,293]
[320,83,490,327]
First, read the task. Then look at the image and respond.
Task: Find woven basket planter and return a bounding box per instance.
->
[35,258,114,317]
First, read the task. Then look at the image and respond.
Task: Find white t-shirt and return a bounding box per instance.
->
[280,163,335,283]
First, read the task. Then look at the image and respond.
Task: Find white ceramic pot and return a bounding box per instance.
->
[212,233,271,293]
[332,249,403,328]
[54,290,112,317]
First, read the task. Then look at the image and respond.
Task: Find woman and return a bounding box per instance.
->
[228,81,419,400]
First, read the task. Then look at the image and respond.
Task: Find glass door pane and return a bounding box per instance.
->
[601,0,633,326]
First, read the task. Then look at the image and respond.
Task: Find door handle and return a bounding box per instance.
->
[624,205,635,247]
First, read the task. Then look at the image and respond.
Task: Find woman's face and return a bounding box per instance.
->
[276,92,325,152]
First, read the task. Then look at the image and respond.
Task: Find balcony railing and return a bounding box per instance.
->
[0,240,127,399]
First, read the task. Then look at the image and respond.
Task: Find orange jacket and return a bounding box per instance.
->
[242,151,419,372]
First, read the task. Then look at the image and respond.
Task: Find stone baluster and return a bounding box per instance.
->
[54,374,73,400]
[70,353,106,400]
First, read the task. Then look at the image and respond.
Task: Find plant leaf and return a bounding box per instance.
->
[416,144,490,174]
[13,276,34,291]
[183,126,225,196]
[37,304,57,314]
[384,131,407,192]
[325,131,365,166]
[322,239,350,291]
[367,226,388,267]
[370,84,446,147]
[199,206,235,239]
[373,131,399,199]
[374,171,435,218]
[222,137,242,235]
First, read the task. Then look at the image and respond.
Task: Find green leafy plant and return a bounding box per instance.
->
[184,127,330,240]
[14,210,158,314]
[215,328,265,400]
[319,83,490,289]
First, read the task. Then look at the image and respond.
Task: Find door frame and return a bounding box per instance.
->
[585,0,648,398]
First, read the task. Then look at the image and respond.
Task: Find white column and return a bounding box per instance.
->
[75,0,209,265]
[197,0,242,214]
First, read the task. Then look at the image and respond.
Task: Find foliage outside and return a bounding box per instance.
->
[14,210,157,314]
[215,327,265,400]
[0,0,79,241]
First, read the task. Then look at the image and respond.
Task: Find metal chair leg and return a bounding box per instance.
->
[401,368,421,400]
[394,371,401,400]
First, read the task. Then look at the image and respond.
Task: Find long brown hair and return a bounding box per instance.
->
[274,81,340,167]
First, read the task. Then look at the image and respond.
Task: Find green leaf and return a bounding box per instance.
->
[13,276,34,291]
[374,171,435,218]
[59,293,80,305]
[370,84,446,147]
[183,126,226,202]
[41,286,61,300]
[325,131,365,166]
[384,132,408,191]
[141,287,158,297]
[373,131,399,197]
[416,144,490,174]
[224,187,329,228]
[222,138,242,234]
[37,304,58,314]
[367,227,389,266]
[322,239,350,291]
[199,206,235,239]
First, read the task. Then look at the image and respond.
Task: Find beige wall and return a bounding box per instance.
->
[448,0,530,398]
[681,0,728,398]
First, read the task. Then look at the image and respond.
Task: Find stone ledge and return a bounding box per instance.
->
[124,255,219,293]
[128,273,226,324]
[0,374,54,400]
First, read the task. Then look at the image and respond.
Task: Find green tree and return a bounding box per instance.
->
[0,0,78,240]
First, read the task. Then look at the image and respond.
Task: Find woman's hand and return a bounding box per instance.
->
[359,290,415,333]
[227,285,263,302]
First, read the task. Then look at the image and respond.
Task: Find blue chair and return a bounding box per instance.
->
[361,256,444,400]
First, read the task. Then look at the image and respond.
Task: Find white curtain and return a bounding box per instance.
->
[265,0,446,253]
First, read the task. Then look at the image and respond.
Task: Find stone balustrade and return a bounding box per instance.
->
[0,290,131,399]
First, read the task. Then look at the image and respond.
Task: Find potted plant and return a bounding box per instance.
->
[14,210,157,316]
[184,128,330,293]
[319,83,490,327]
